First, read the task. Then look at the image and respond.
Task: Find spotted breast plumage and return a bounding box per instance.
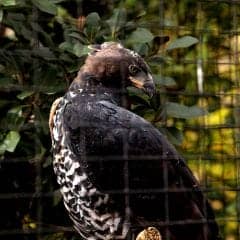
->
[49,42,220,240]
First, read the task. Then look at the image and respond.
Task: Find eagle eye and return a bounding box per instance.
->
[129,64,141,75]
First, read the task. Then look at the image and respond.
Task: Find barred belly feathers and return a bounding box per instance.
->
[49,42,220,240]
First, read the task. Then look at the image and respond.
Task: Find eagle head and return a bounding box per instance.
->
[79,42,155,97]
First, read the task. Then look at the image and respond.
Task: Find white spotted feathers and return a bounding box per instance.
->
[50,92,129,240]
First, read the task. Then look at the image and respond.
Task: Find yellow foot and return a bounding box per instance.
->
[136,227,162,240]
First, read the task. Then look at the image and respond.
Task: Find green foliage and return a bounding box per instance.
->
[32,0,58,15]
[0,130,20,154]
[153,74,177,87]
[166,36,199,50]
[0,0,203,162]
[165,102,207,119]
[0,9,3,21]
[0,0,16,6]
[128,27,154,43]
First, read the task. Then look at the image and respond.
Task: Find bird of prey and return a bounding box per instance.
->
[49,42,220,240]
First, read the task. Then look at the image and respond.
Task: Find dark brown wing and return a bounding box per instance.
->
[63,99,219,240]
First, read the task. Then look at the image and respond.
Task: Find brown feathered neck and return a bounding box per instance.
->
[69,69,129,107]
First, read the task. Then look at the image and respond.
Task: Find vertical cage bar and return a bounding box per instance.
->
[32,5,43,240]
[231,2,240,239]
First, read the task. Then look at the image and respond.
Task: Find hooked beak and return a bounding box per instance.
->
[129,72,156,98]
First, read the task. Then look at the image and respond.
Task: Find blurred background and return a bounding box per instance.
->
[0,0,240,239]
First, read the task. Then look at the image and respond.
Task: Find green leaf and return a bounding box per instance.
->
[165,102,207,119]
[52,0,66,3]
[166,36,199,50]
[68,32,87,43]
[32,47,56,60]
[107,8,126,27]
[127,86,147,98]
[128,28,154,43]
[73,43,90,57]
[30,22,54,46]
[1,0,16,6]
[6,106,25,130]
[59,41,73,52]
[85,12,100,40]
[0,131,20,153]
[0,144,5,155]
[7,106,22,115]
[0,10,3,22]
[132,43,149,56]
[165,127,184,146]
[59,42,90,57]
[106,8,126,36]
[31,0,57,15]
[148,56,169,66]
[153,74,177,87]
[17,91,34,100]
[86,12,100,27]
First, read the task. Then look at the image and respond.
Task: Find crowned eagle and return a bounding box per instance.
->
[49,42,220,240]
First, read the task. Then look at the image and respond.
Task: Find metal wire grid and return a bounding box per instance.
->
[1,0,240,239]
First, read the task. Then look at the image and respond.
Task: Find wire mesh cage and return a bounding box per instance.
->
[1,0,240,239]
